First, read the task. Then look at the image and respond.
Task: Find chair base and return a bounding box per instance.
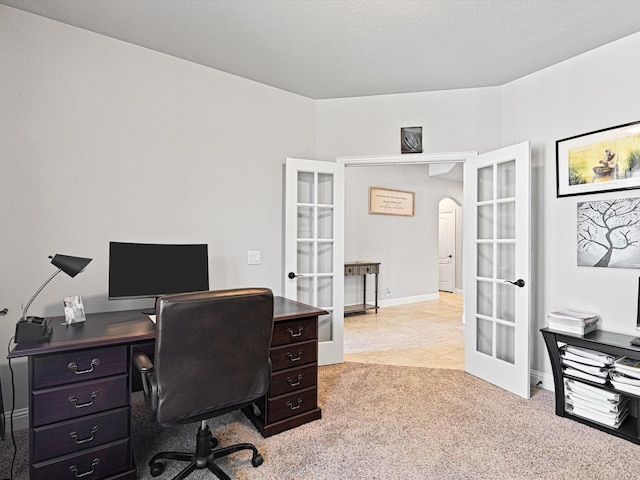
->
[148,422,263,480]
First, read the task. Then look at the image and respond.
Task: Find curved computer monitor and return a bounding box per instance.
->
[108,242,209,312]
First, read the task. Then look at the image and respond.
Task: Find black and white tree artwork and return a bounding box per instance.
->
[577,197,640,268]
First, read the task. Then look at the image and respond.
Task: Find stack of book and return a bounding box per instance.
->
[564,378,628,428]
[547,310,599,335]
[559,344,616,384]
[610,357,640,395]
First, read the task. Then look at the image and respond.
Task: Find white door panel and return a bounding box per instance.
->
[284,158,344,366]
[438,211,455,292]
[463,142,531,399]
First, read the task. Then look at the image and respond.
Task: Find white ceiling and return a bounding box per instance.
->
[3,0,640,99]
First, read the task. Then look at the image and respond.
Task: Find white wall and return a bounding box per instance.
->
[341,165,464,306]
[315,88,501,305]
[501,32,640,374]
[0,6,315,413]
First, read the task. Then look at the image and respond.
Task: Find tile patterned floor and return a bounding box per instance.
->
[344,292,464,370]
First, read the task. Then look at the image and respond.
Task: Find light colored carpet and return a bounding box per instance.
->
[4,363,640,479]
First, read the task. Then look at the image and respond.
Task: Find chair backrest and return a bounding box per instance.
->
[153,288,274,425]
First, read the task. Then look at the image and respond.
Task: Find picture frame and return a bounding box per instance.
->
[368,187,415,216]
[401,126,422,154]
[556,120,640,197]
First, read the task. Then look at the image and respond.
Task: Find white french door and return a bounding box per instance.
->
[284,157,344,366]
[463,142,531,399]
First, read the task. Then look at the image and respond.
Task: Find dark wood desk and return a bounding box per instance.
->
[9,297,326,480]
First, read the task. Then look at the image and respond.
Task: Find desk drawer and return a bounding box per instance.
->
[271,318,317,346]
[270,340,317,371]
[266,386,317,423]
[32,375,128,427]
[269,364,317,397]
[33,346,128,389]
[33,407,129,462]
[33,439,129,480]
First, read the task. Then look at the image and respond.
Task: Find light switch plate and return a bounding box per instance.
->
[248,250,261,265]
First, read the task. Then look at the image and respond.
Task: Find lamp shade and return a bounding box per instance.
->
[49,254,92,277]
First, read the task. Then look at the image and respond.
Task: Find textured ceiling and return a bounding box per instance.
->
[3,0,640,99]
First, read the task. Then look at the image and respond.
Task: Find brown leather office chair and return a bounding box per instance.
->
[134,288,274,480]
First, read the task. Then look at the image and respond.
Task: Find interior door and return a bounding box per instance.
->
[463,141,531,399]
[284,157,344,366]
[438,210,455,292]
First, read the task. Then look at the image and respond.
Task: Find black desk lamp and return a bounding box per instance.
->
[15,254,92,343]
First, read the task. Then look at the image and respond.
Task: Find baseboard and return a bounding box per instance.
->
[530,369,554,392]
[4,406,28,432]
[379,293,438,308]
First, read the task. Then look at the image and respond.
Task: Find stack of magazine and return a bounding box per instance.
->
[547,310,599,335]
[559,344,616,384]
[610,357,640,395]
[564,378,628,428]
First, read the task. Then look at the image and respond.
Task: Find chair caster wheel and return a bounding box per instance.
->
[150,461,165,477]
[252,453,264,467]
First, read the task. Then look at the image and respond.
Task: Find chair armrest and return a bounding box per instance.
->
[134,352,154,373]
[133,353,158,414]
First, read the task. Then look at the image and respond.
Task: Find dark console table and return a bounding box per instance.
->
[9,297,326,479]
[344,261,380,315]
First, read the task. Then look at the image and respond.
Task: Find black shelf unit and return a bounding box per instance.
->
[541,327,640,444]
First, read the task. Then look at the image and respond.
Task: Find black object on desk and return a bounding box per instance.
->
[15,317,53,343]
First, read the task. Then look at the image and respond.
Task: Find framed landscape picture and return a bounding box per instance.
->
[556,120,640,197]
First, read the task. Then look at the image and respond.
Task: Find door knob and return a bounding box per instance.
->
[505,279,525,288]
[288,272,304,279]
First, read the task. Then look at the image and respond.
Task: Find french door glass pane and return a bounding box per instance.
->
[478,165,493,202]
[477,280,493,317]
[297,241,313,273]
[317,242,333,273]
[496,324,515,364]
[477,205,493,239]
[317,207,334,239]
[476,317,493,355]
[497,243,515,280]
[296,277,313,305]
[477,243,493,278]
[317,173,334,205]
[318,276,333,308]
[318,311,333,342]
[297,206,313,238]
[496,283,515,323]
[497,160,516,199]
[297,172,314,203]
[497,202,515,239]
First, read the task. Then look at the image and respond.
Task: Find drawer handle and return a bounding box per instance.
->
[68,391,99,409]
[69,426,99,444]
[69,458,99,478]
[287,374,303,387]
[287,326,303,337]
[68,358,100,375]
[286,398,303,410]
[287,350,303,362]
